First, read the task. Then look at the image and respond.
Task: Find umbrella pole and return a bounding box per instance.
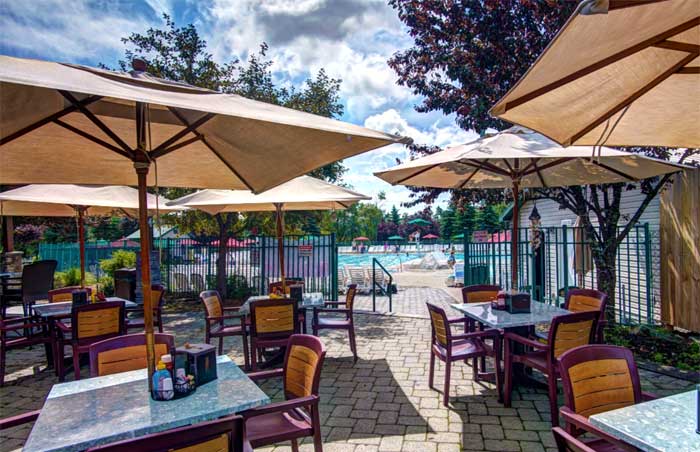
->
[274,203,286,294]
[511,180,520,291]
[77,207,86,287]
[135,102,155,392]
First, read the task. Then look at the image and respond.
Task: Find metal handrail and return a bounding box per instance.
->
[371,258,393,312]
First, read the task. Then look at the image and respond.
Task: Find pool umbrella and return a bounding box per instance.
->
[490,0,699,148]
[452,233,464,240]
[0,56,406,388]
[375,126,685,289]
[167,176,370,291]
[387,235,403,241]
[408,218,431,226]
[354,236,370,241]
[0,184,181,287]
[423,233,439,240]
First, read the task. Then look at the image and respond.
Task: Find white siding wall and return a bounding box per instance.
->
[518,189,661,324]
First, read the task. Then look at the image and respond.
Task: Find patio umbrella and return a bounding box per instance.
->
[0,56,406,388]
[354,236,370,241]
[167,176,370,291]
[408,218,431,226]
[375,126,686,289]
[387,235,403,241]
[423,233,439,240]
[0,184,181,286]
[490,0,700,148]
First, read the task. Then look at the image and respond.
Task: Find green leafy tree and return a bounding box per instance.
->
[389,206,401,225]
[115,15,346,297]
[478,204,502,233]
[389,1,698,316]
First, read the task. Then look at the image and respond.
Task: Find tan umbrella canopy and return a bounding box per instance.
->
[168,175,370,290]
[374,126,686,289]
[490,0,700,148]
[0,55,406,390]
[0,184,182,286]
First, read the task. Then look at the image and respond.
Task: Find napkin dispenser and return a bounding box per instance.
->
[175,343,217,386]
[505,291,531,314]
[72,289,89,306]
[289,284,303,302]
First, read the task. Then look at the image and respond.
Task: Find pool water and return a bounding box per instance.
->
[338,252,464,268]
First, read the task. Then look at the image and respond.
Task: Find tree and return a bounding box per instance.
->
[115,15,347,297]
[478,204,501,233]
[389,1,698,317]
[389,206,401,225]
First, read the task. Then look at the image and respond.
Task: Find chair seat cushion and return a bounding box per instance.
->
[433,339,486,360]
[245,410,313,447]
[315,318,350,328]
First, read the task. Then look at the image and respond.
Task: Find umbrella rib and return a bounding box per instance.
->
[457,159,510,177]
[529,158,548,188]
[59,91,133,157]
[569,50,699,144]
[150,113,215,157]
[498,16,700,114]
[458,166,480,189]
[677,67,700,74]
[53,119,133,159]
[652,41,700,54]
[0,95,102,147]
[150,135,202,159]
[167,107,255,192]
[609,0,672,10]
[394,163,441,184]
[590,161,639,182]
[523,157,575,175]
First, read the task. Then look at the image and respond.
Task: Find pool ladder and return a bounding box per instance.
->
[371,257,393,312]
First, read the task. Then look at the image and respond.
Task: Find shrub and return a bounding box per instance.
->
[98,276,115,296]
[99,250,136,277]
[55,267,96,287]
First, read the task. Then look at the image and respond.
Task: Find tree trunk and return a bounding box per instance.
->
[216,215,231,299]
[593,248,617,322]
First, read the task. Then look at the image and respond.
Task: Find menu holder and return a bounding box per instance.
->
[176,343,218,386]
[504,291,531,314]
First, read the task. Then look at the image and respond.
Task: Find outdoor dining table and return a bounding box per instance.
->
[589,389,700,452]
[240,291,326,316]
[31,297,137,373]
[450,300,571,385]
[22,355,270,452]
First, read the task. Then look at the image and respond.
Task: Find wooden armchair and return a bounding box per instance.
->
[552,427,605,452]
[313,284,358,362]
[48,286,93,303]
[503,310,599,426]
[241,334,326,452]
[461,284,501,372]
[55,300,125,381]
[126,284,166,333]
[200,290,249,369]
[557,344,655,451]
[1,314,51,385]
[89,333,175,377]
[426,303,502,407]
[87,415,245,452]
[249,298,298,371]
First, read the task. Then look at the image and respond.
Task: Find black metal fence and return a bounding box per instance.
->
[40,234,338,300]
[463,225,655,325]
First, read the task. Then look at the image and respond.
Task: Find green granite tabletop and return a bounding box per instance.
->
[23,355,269,452]
[450,300,570,329]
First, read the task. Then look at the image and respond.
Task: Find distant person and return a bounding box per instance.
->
[383,242,388,253]
[447,249,456,268]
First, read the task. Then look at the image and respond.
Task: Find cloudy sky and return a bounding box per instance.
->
[0,0,478,212]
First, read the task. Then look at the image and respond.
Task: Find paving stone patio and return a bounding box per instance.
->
[1,288,694,452]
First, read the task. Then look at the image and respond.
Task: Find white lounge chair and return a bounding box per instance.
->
[347,267,371,294]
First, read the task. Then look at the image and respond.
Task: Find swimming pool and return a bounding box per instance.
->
[338,252,464,268]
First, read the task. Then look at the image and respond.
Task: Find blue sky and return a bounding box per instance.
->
[0,0,478,212]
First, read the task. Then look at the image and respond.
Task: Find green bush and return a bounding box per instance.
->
[98,276,115,296]
[99,250,136,277]
[55,267,96,287]
[205,274,252,300]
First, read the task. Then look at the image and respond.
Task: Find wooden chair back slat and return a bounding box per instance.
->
[345,285,357,312]
[559,345,643,421]
[462,284,500,304]
[426,303,450,347]
[89,333,175,377]
[48,286,93,303]
[254,304,295,334]
[72,301,125,343]
[201,291,223,318]
[552,319,596,358]
[285,344,320,398]
[282,334,326,402]
[566,289,607,316]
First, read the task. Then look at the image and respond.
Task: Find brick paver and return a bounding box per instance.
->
[0,288,694,452]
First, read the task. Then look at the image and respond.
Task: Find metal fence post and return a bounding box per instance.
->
[643,223,653,325]
[561,224,569,298]
[463,231,470,286]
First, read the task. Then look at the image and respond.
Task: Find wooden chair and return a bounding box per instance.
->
[200,290,249,370]
[558,344,655,451]
[269,279,304,295]
[89,333,175,377]
[87,415,245,452]
[249,298,298,371]
[48,286,93,303]
[241,334,325,452]
[55,300,125,381]
[1,260,57,317]
[552,427,607,452]
[312,284,358,362]
[503,310,599,426]
[537,289,608,343]
[426,302,502,407]
[126,284,166,333]
[0,314,51,385]
[461,284,501,373]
